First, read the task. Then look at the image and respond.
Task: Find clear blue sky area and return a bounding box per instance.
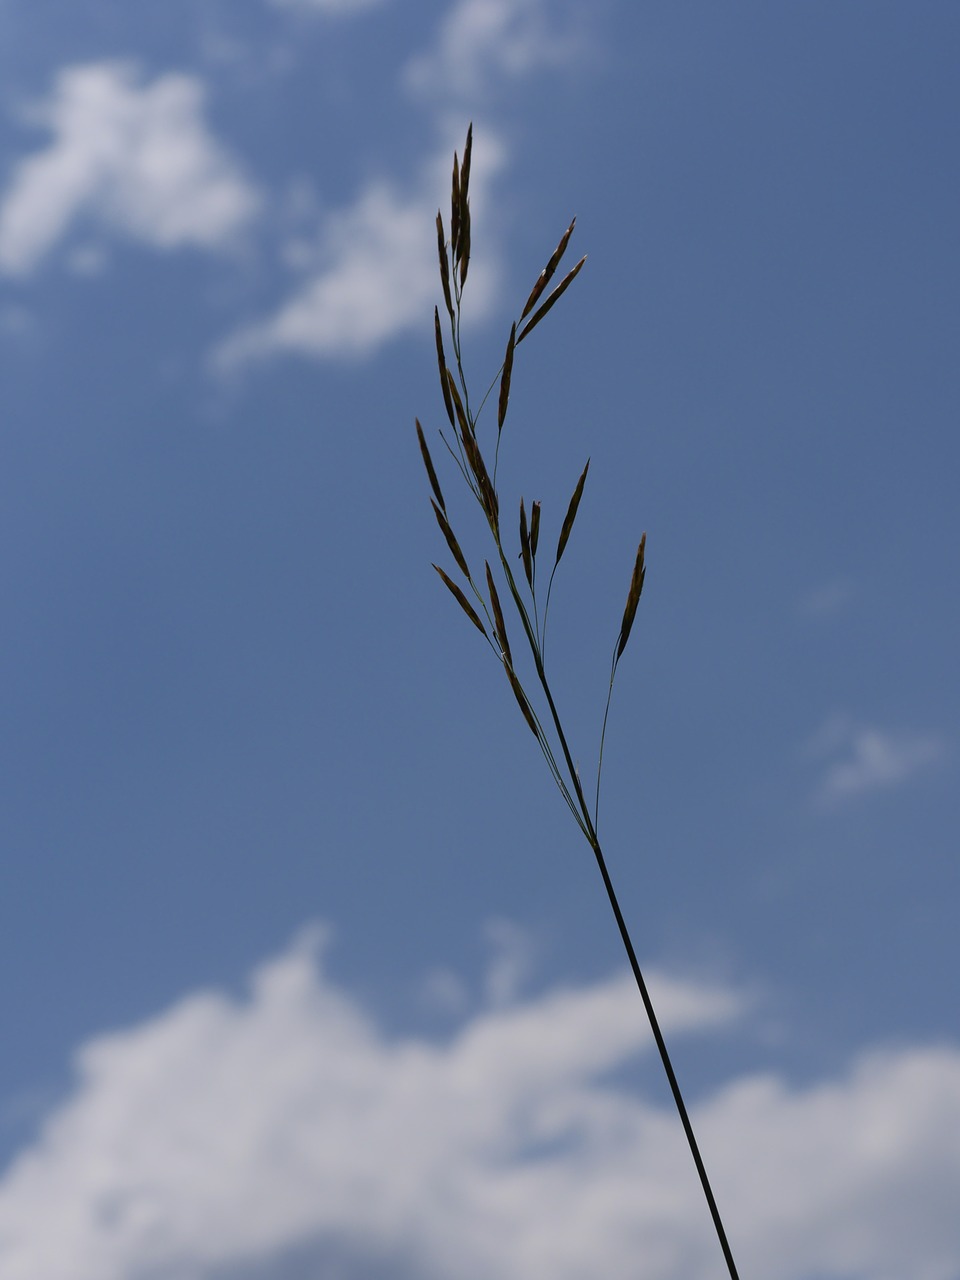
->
[0,4,958,1277]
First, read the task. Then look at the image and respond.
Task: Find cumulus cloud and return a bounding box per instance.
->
[1,926,959,1280]
[212,129,504,369]
[403,0,590,102]
[0,61,259,277]
[808,714,946,807]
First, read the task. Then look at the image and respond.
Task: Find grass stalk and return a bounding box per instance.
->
[417,125,741,1280]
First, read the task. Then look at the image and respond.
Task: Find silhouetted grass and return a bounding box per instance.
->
[416,125,741,1280]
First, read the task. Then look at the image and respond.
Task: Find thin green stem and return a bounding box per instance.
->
[540,561,560,661]
[595,645,619,835]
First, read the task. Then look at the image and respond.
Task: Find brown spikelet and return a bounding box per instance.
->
[497,323,516,433]
[433,564,487,638]
[446,371,471,441]
[460,124,473,208]
[436,211,454,321]
[435,308,455,428]
[505,663,540,738]
[520,216,576,321]
[616,533,647,660]
[555,458,590,566]
[415,419,446,513]
[431,500,470,579]
[451,152,460,262]
[458,125,472,287]
[475,455,499,529]
[458,199,471,288]
[530,500,541,558]
[458,418,499,528]
[517,255,587,345]
[519,498,532,587]
[485,562,511,664]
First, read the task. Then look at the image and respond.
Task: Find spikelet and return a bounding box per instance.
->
[555,459,590,566]
[616,534,647,660]
[415,419,445,514]
[433,564,486,638]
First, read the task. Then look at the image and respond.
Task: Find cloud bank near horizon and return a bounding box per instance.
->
[1,926,958,1280]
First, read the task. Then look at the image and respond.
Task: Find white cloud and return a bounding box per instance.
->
[212,129,504,369]
[808,714,946,807]
[403,0,590,102]
[0,61,260,277]
[1,926,959,1280]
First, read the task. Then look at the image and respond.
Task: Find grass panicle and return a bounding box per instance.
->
[416,126,741,1280]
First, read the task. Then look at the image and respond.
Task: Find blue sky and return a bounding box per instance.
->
[0,2,958,1277]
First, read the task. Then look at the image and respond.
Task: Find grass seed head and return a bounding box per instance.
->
[415,418,446,513]
[435,308,455,428]
[520,215,577,321]
[451,152,460,261]
[436,211,454,321]
[517,255,586,345]
[460,124,473,208]
[616,533,647,660]
[497,322,517,433]
[519,497,533,587]
[485,561,512,664]
[433,564,487,638]
[505,662,540,738]
[432,500,470,580]
[555,458,590,566]
[458,201,471,288]
[457,125,473,287]
[446,370,471,441]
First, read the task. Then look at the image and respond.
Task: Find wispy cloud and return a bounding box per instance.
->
[214,0,595,370]
[403,0,591,102]
[212,128,505,370]
[0,62,259,277]
[1,928,959,1280]
[796,577,854,619]
[807,714,946,807]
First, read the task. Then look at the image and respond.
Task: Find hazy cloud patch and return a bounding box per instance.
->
[212,129,504,369]
[0,61,259,277]
[403,0,591,102]
[807,714,946,807]
[796,578,854,619]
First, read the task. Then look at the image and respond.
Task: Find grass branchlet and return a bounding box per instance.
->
[416,126,742,1280]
